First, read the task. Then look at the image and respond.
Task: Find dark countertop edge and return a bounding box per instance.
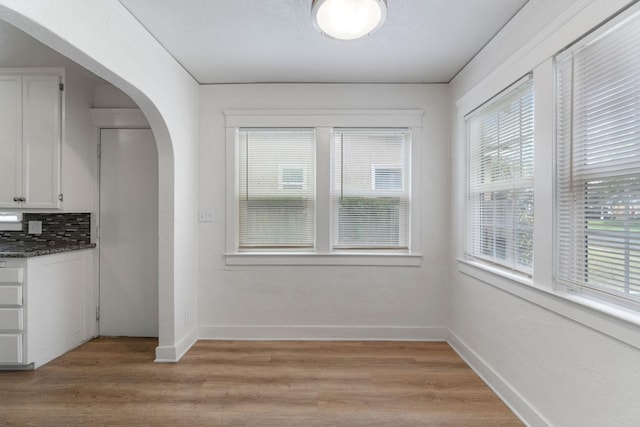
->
[0,244,96,258]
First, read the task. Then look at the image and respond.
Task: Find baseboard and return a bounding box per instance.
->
[155,327,198,362]
[447,330,549,427]
[198,325,448,341]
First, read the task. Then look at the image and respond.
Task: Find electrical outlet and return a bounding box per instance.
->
[205,209,214,222]
[28,220,42,235]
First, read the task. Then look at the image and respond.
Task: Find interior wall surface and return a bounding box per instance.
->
[0,0,200,361]
[62,73,98,213]
[449,0,640,425]
[199,83,451,340]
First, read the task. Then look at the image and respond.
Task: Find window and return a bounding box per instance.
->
[466,76,534,274]
[556,9,640,307]
[332,129,410,249]
[226,110,422,264]
[280,166,305,190]
[237,128,315,249]
[372,166,403,190]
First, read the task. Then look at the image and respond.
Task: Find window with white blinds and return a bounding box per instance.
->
[556,9,640,305]
[332,128,410,250]
[466,77,534,273]
[237,128,315,249]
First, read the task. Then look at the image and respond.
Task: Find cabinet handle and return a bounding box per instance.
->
[13,196,21,202]
[20,197,26,202]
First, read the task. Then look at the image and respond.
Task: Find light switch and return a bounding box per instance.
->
[198,208,214,223]
[28,220,42,235]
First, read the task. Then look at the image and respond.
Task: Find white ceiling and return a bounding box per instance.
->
[119,0,529,84]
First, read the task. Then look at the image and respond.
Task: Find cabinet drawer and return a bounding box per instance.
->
[0,333,22,363]
[0,307,23,330]
[0,286,22,305]
[0,268,23,284]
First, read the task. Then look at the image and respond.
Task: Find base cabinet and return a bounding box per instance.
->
[0,249,95,369]
[0,334,22,363]
[0,265,25,366]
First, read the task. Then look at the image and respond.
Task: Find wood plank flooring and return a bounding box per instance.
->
[0,338,522,426]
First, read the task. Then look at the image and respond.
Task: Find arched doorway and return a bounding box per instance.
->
[0,2,199,361]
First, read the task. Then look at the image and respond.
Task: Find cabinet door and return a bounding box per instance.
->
[0,75,22,208]
[0,334,22,364]
[22,75,61,209]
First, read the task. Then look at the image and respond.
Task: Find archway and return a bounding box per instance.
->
[0,1,200,361]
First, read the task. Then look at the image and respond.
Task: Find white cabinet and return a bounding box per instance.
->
[0,250,95,369]
[0,76,22,208]
[0,71,62,209]
[0,266,25,365]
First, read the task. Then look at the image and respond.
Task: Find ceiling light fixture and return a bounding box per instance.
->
[312,0,387,41]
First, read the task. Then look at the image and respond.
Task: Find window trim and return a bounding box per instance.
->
[554,6,640,310]
[224,109,423,266]
[464,74,535,275]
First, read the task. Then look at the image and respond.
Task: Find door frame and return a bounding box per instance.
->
[90,108,151,336]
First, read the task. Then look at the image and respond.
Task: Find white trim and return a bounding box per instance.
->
[198,325,446,341]
[556,1,640,61]
[90,108,149,128]
[454,0,634,116]
[448,330,549,427]
[458,259,640,350]
[0,67,65,76]
[225,252,422,266]
[154,326,198,363]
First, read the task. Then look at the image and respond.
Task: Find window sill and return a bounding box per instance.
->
[457,258,640,350]
[225,252,423,267]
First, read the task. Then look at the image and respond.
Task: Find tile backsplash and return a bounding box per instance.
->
[0,213,91,245]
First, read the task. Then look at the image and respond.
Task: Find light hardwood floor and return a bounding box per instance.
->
[0,338,522,426]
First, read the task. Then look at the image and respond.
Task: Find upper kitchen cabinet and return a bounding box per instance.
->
[0,70,62,209]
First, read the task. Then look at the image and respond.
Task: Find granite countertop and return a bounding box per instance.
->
[0,241,96,258]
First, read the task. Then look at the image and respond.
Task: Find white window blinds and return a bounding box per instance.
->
[466,77,534,273]
[331,128,410,249]
[556,9,640,305]
[237,128,315,249]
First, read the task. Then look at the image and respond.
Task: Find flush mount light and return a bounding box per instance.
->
[312,0,387,40]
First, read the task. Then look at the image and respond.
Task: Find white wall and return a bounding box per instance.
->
[61,73,97,213]
[0,0,200,361]
[450,0,640,425]
[93,83,137,109]
[199,84,451,340]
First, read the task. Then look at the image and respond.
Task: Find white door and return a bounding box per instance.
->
[99,128,158,337]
